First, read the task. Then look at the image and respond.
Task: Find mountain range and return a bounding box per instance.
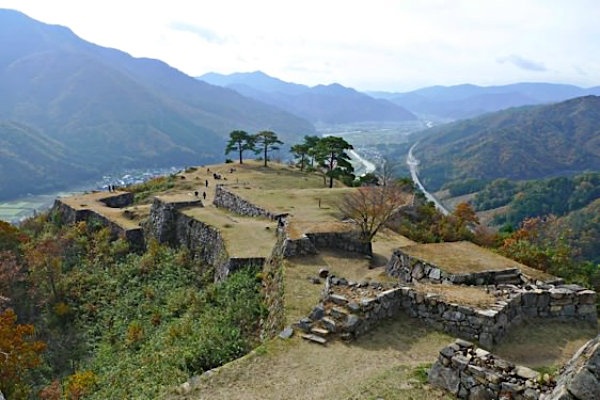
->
[371,83,600,120]
[411,95,600,191]
[0,9,314,200]
[2,8,600,204]
[198,71,417,124]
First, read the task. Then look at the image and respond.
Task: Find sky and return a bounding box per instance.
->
[0,0,599,91]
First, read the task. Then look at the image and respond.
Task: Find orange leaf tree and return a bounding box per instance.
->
[0,309,46,398]
[338,182,412,245]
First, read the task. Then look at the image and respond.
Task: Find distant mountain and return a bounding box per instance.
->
[198,71,417,124]
[372,83,600,120]
[411,95,600,191]
[0,9,315,200]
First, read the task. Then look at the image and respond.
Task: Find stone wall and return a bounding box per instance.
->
[51,199,93,225]
[282,235,318,257]
[429,338,554,399]
[283,231,372,257]
[51,199,144,251]
[145,197,266,282]
[99,192,134,208]
[295,278,596,349]
[429,334,600,400]
[143,198,204,245]
[386,249,528,286]
[260,232,287,339]
[213,185,279,220]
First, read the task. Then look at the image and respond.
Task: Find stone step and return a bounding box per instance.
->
[310,327,329,336]
[301,333,327,345]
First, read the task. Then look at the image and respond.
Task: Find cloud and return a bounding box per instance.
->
[168,21,225,44]
[497,54,547,72]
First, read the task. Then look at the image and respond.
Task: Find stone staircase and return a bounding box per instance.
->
[295,277,374,345]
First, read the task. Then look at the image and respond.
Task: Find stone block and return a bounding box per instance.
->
[577,304,597,315]
[428,363,460,394]
[321,317,337,333]
[550,287,573,299]
[567,368,600,399]
[330,306,349,319]
[577,290,597,305]
[344,314,360,332]
[309,304,325,321]
[514,365,539,380]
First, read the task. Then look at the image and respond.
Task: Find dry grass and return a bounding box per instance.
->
[413,282,498,308]
[183,207,279,258]
[283,250,393,325]
[228,186,353,221]
[175,316,454,400]
[494,318,598,369]
[168,249,456,400]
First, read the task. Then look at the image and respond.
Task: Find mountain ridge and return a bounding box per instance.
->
[412,95,600,191]
[0,9,315,200]
[198,71,418,124]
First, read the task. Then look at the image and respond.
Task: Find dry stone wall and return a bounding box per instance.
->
[99,192,134,208]
[430,334,600,400]
[283,231,372,257]
[429,338,554,399]
[386,248,535,286]
[145,197,263,281]
[213,185,279,219]
[51,199,144,251]
[295,278,596,349]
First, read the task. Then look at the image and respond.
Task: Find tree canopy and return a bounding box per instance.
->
[314,136,354,188]
[254,131,283,167]
[338,182,412,244]
[225,130,255,164]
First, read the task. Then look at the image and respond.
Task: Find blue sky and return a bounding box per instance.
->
[1,0,598,91]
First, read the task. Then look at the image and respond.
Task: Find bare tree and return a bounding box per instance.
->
[338,182,412,243]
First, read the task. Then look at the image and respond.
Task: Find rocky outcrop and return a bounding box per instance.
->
[429,339,553,399]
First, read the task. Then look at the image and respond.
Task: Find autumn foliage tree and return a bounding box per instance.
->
[338,182,412,246]
[0,309,46,399]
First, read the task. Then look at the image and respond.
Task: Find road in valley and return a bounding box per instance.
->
[407,142,450,215]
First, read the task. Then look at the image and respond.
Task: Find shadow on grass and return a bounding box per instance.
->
[348,311,453,355]
[493,318,599,368]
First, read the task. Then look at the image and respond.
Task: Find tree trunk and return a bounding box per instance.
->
[263,145,268,167]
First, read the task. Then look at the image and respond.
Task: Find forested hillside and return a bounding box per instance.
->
[412,96,600,191]
[0,214,265,399]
